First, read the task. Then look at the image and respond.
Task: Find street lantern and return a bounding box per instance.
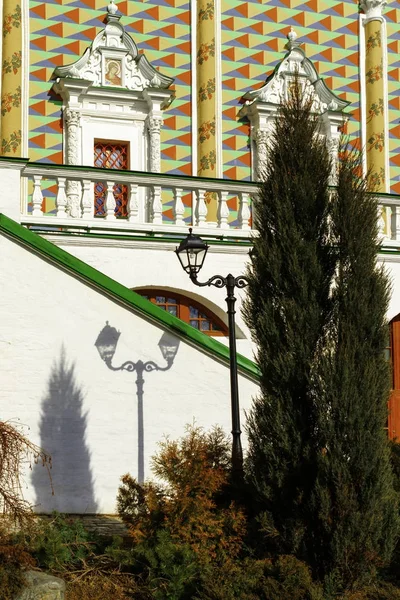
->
[175,229,249,478]
[175,227,209,277]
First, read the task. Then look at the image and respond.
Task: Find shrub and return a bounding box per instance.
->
[0,524,35,600]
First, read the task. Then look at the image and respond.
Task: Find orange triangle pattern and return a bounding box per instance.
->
[28,0,400,186]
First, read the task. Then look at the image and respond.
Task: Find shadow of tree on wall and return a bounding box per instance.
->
[32,347,98,513]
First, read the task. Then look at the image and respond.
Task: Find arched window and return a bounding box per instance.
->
[135,289,228,337]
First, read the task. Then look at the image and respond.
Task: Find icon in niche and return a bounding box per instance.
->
[105,58,122,86]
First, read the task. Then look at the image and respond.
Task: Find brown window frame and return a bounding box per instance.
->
[135,288,228,337]
[94,140,130,218]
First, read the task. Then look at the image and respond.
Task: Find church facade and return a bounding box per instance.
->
[1,0,400,513]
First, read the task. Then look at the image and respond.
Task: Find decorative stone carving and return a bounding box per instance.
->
[52,1,174,93]
[51,1,174,180]
[147,116,163,173]
[239,28,350,181]
[63,108,81,218]
[64,109,80,164]
[327,137,340,185]
[253,129,269,179]
[359,0,387,20]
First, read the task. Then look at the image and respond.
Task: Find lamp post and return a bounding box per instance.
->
[95,323,179,483]
[175,229,249,477]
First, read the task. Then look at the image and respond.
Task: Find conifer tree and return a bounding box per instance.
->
[244,80,399,589]
[309,144,399,589]
[243,82,335,556]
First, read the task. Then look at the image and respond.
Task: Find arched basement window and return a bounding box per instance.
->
[135,289,228,337]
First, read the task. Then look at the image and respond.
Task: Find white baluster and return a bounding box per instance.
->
[238,192,251,230]
[56,177,67,218]
[395,206,400,241]
[217,190,230,229]
[81,179,92,219]
[105,181,116,221]
[128,183,139,222]
[386,206,392,239]
[173,187,185,226]
[151,186,162,224]
[32,175,43,216]
[195,189,207,226]
[377,205,386,239]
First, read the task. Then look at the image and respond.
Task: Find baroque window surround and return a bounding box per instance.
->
[50,1,174,216]
[239,29,350,182]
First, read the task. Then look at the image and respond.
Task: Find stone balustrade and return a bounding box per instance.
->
[377,196,400,243]
[1,158,400,244]
[18,161,258,238]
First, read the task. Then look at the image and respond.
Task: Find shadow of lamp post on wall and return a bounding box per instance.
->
[95,323,179,483]
[175,228,249,479]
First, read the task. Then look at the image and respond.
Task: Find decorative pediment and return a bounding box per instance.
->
[52,0,174,92]
[239,30,350,181]
[240,29,349,115]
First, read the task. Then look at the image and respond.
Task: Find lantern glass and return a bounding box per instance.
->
[175,229,209,276]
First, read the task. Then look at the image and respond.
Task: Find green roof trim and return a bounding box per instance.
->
[0,214,260,382]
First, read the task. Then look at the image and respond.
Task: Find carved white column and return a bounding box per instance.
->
[147,116,162,173]
[327,136,340,186]
[359,0,387,20]
[64,108,82,218]
[254,129,268,181]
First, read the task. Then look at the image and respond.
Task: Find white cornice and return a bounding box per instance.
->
[42,235,253,254]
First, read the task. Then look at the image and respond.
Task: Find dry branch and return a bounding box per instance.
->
[0,420,53,523]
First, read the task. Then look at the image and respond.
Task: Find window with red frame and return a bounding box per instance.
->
[94,141,129,218]
[135,289,228,337]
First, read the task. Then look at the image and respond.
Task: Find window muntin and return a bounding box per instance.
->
[94,141,129,218]
[136,289,227,337]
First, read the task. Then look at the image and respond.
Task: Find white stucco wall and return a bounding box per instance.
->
[382,256,400,321]
[45,236,256,360]
[0,233,258,514]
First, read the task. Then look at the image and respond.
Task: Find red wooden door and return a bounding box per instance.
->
[388,315,400,440]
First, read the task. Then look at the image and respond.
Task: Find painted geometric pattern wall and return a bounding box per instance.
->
[221,0,360,182]
[220,0,400,191]
[29,0,191,176]
[29,0,400,192]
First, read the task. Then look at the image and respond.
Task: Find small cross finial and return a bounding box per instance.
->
[107,0,118,15]
[287,27,298,43]
[285,27,301,51]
